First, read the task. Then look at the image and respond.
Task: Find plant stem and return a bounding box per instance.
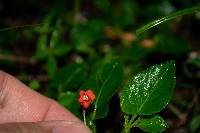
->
[122,115,130,133]
[0,23,42,32]
[83,109,86,125]
[131,116,141,127]
[122,115,137,133]
[168,104,186,122]
[129,115,137,125]
[136,5,200,34]
[92,108,96,120]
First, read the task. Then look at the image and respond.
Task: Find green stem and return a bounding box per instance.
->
[92,108,96,120]
[131,116,141,127]
[136,5,200,35]
[122,115,138,133]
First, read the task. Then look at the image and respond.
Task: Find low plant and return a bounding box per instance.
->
[77,60,175,133]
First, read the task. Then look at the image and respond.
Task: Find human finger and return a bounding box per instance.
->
[0,120,91,133]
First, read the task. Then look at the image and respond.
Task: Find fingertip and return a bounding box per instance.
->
[0,70,85,131]
[0,70,9,109]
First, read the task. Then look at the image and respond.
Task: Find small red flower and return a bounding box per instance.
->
[78,90,96,109]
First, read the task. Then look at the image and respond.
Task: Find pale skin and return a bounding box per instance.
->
[0,70,91,133]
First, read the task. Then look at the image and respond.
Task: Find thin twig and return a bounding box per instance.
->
[0,54,35,65]
[168,104,187,122]
[0,23,43,32]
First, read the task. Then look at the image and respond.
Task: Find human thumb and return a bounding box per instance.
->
[0,120,92,133]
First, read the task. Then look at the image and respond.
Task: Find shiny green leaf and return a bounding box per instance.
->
[136,115,168,132]
[136,5,200,35]
[120,60,176,115]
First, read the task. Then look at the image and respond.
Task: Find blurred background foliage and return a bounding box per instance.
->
[0,0,200,132]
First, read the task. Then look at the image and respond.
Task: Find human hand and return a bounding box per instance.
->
[0,70,91,133]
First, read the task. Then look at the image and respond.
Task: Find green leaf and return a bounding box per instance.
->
[71,20,105,53]
[57,91,80,117]
[136,5,200,35]
[120,60,176,115]
[136,115,168,132]
[29,80,40,90]
[122,43,147,62]
[111,1,137,27]
[190,115,200,133]
[50,26,60,48]
[95,0,110,12]
[54,44,70,57]
[51,63,86,91]
[188,56,200,68]
[58,91,76,108]
[44,86,58,99]
[35,35,48,60]
[94,60,124,119]
[87,119,96,133]
[47,56,57,78]
[153,34,190,57]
